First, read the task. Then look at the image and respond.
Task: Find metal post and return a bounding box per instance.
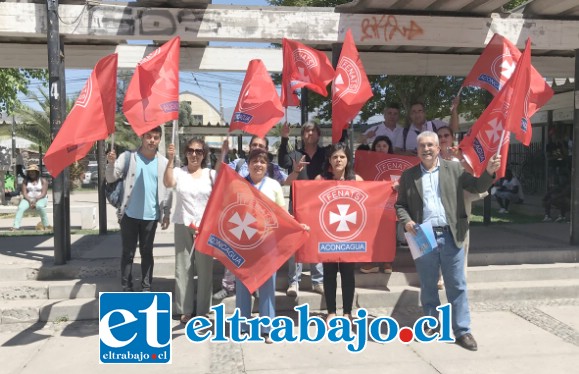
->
[300,89,308,126]
[11,115,16,177]
[97,140,107,234]
[570,49,579,244]
[46,0,66,264]
[59,36,71,260]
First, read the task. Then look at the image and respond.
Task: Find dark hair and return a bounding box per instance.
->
[371,136,394,154]
[183,138,209,168]
[250,135,269,148]
[247,148,270,165]
[410,100,425,109]
[385,102,401,111]
[436,125,454,138]
[356,144,370,151]
[145,126,163,135]
[301,121,321,136]
[321,142,356,181]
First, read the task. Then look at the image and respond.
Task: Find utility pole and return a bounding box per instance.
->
[218,82,225,125]
[46,0,69,264]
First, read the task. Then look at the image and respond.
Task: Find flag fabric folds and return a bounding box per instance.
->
[293,180,396,263]
[460,39,533,178]
[44,53,118,177]
[281,38,335,107]
[123,36,180,136]
[461,33,553,118]
[331,29,373,143]
[229,59,284,138]
[195,164,309,294]
[353,151,420,219]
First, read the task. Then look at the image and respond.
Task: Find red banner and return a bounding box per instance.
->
[229,59,284,138]
[461,33,553,118]
[44,54,118,177]
[331,29,373,143]
[196,164,309,294]
[123,36,180,136]
[293,180,396,263]
[281,38,335,107]
[353,151,419,220]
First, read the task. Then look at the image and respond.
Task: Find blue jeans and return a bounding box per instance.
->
[236,274,276,335]
[414,229,471,338]
[287,255,323,286]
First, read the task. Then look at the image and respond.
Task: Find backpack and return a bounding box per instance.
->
[105,151,131,209]
[402,121,437,152]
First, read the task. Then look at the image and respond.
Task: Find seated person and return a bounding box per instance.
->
[494,169,523,214]
[11,165,50,231]
[543,174,570,222]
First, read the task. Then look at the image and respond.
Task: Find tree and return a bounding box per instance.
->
[0,68,48,114]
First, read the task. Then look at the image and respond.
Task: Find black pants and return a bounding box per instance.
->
[120,215,158,291]
[323,262,355,315]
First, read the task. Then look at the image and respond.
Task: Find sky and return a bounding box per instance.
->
[22,0,282,122]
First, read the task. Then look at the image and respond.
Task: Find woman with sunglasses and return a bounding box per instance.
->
[164,138,216,324]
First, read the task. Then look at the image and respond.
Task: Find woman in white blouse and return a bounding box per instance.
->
[164,138,216,324]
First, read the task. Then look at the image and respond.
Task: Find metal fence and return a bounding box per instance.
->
[508,142,546,195]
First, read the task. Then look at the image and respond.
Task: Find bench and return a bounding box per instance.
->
[0,204,97,230]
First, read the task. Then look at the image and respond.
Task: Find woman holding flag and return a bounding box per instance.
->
[235,147,289,343]
[164,138,216,324]
[315,142,363,324]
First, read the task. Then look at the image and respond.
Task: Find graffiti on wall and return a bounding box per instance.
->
[360,15,423,42]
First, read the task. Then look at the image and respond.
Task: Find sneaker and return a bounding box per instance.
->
[555,216,566,223]
[312,284,324,295]
[498,208,506,214]
[383,263,393,274]
[180,314,192,324]
[262,333,273,344]
[360,265,379,274]
[543,215,553,222]
[286,283,299,297]
[213,288,235,301]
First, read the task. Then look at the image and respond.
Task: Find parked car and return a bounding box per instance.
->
[83,162,98,185]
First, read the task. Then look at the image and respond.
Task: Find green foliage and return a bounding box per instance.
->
[0,69,47,113]
[179,101,193,127]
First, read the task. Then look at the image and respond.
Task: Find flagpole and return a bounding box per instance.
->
[110,133,115,152]
[172,119,180,167]
[452,87,463,111]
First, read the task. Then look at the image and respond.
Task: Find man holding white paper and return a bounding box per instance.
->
[395,131,500,351]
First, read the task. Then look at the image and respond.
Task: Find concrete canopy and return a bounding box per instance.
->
[0,0,576,79]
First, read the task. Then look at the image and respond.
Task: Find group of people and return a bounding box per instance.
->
[104,98,498,351]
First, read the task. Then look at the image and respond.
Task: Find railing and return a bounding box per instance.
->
[508,142,546,195]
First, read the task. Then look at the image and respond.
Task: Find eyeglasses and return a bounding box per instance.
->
[186,148,204,156]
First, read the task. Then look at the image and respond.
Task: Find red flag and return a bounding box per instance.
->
[461,33,553,117]
[331,29,373,143]
[293,180,396,263]
[460,39,534,177]
[353,150,420,219]
[353,151,419,182]
[281,38,335,107]
[123,37,180,136]
[44,54,118,177]
[196,164,309,294]
[229,60,284,138]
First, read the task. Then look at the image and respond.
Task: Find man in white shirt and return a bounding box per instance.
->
[359,103,403,146]
[394,101,455,155]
